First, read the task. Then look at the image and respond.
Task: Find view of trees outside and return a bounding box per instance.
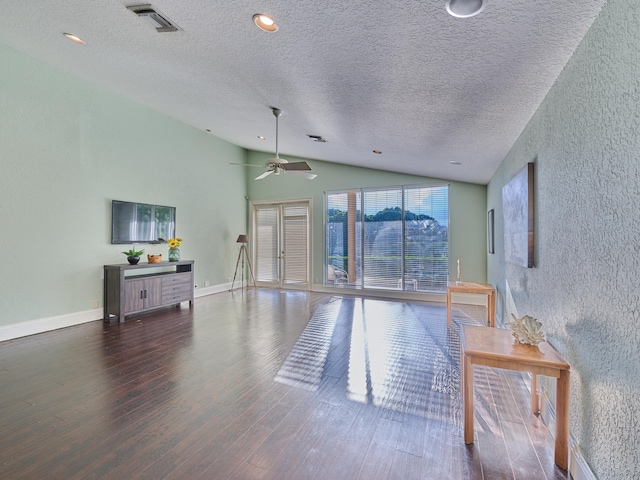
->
[327,187,449,292]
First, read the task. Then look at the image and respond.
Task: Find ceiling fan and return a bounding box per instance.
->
[233,108,317,180]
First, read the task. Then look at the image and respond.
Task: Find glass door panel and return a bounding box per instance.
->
[254,205,279,284]
[363,189,403,290]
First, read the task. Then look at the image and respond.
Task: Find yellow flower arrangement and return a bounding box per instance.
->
[168,237,183,248]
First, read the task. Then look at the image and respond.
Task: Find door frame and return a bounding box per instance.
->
[250,198,313,290]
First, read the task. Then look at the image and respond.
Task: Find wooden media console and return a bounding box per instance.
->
[103,260,194,323]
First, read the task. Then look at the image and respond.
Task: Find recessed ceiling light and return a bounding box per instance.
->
[253,14,278,32]
[373,150,382,155]
[258,136,266,140]
[63,33,85,45]
[449,161,462,165]
[445,0,485,18]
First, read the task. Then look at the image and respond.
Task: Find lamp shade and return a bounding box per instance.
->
[236,234,249,244]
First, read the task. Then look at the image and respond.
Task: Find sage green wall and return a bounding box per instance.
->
[487,1,638,478]
[246,151,487,289]
[0,43,247,328]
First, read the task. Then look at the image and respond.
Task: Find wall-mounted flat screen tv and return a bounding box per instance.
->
[111,200,176,244]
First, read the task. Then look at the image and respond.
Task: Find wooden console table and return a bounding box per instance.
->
[460,325,570,469]
[447,281,496,327]
[104,260,194,323]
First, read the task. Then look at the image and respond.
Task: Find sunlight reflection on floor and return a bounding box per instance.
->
[275,296,480,421]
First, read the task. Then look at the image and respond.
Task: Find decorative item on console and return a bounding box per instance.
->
[168,237,182,262]
[506,313,545,346]
[147,254,162,264]
[122,247,144,265]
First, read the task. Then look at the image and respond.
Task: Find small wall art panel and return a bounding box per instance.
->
[487,209,495,254]
[502,162,534,267]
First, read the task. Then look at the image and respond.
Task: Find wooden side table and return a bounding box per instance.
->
[460,325,571,470]
[447,281,496,327]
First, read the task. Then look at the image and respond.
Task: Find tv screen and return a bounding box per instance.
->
[111,200,176,244]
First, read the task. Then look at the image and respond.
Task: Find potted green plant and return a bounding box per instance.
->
[122,247,145,265]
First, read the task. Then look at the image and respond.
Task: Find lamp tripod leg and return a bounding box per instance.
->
[244,247,256,287]
[230,247,243,291]
[241,246,245,292]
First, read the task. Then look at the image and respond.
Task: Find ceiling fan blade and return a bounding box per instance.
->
[286,170,317,180]
[230,162,265,168]
[281,161,311,171]
[255,170,274,180]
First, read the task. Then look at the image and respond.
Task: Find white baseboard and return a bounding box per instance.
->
[0,308,102,342]
[194,282,235,297]
[311,283,445,303]
[1,282,235,343]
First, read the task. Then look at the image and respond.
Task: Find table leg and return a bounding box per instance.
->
[447,289,452,326]
[462,354,474,444]
[531,374,539,413]
[554,369,570,469]
[488,291,496,327]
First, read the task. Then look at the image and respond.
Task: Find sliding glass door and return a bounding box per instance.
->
[325,185,449,292]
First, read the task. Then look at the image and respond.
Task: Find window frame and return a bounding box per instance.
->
[324,183,449,293]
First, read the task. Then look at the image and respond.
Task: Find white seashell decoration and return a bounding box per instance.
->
[506,313,546,346]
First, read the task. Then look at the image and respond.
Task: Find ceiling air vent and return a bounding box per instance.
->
[307,134,327,143]
[127,4,181,32]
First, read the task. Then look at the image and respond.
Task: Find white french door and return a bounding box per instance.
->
[252,201,311,288]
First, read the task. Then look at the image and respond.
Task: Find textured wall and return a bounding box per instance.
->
[487,1,639,478]
[0,44,248,327]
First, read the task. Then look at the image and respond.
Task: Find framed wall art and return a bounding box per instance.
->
[502,162,534,268]
[487,209,495,254]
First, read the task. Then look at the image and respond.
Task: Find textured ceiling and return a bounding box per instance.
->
[0,0,607,184]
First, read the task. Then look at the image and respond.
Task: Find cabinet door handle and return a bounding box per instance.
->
[144,290,148,299]
[140,290,144,299]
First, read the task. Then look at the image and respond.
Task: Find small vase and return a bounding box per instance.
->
[168,246,180,262]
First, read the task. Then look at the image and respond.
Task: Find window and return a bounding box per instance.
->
[325,185,449,292]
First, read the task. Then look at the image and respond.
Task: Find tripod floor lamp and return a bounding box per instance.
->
[231,234,255,291]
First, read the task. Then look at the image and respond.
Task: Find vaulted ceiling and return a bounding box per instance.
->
[0,1,607,184]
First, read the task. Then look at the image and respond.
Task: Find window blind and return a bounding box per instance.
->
[282,204,308,284]
[363,188,403,290]
[325,184,449,292]
[254,205,278,282]
[403,185,449,291]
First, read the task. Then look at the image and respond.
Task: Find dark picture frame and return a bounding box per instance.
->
[487,209,495,254]
[502,162,534,268]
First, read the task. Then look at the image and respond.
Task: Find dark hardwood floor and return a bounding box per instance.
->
[0,289,570,479]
